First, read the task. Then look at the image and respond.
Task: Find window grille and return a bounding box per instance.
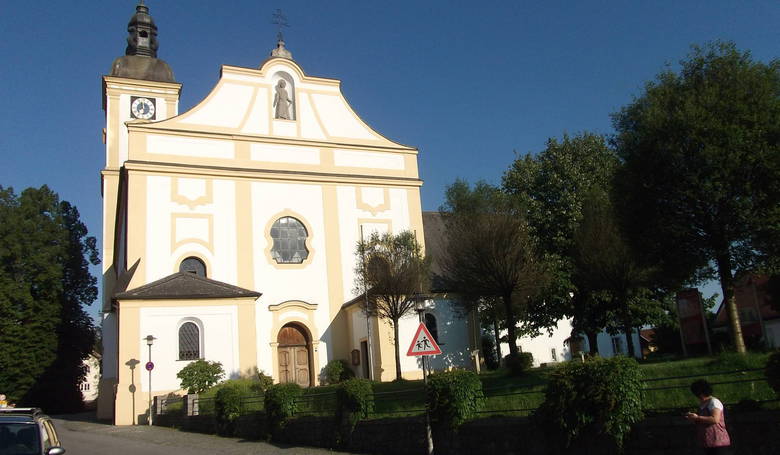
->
[180,257,206,277]
[270,217,309,264]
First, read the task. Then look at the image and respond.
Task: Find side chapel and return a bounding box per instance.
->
[97,4,479,424]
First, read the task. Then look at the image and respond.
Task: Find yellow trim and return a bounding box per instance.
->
[235,180,255,290]
[170,213,215,254]
[125,162,421,188]
[356,187,391,215]
[171,177,213,209]
[114,303,140,425]
[128,123,417,154]
[358,218,393,238]
[263,210,315,269]
[269,300,319,312]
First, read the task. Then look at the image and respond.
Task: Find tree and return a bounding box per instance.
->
[355,231,430,380]
[612,42,780,353]
[177,359,225,394]
[0,186,99,411]
[572,189,664,357]
[502,133,621,345]
[438,180,549,357]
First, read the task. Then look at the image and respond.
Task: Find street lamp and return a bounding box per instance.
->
[144,335,156,426]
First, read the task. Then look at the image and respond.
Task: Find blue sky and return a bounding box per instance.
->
[1,1,778,319]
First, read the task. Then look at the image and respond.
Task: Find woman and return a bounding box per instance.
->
[685,379,732,454]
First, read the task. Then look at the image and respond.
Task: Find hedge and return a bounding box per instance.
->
[535,356,643,453]
[427,369,484,430]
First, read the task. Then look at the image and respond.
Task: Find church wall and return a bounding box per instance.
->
[138,304,240,391]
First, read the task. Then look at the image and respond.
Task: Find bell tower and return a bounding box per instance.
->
[97,2,182,421]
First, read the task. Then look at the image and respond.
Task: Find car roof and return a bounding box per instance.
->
[0,407,48,422]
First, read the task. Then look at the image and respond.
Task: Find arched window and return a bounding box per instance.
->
[425,313,439,343]
[179,322,201,360]
[270,217,309,264]
[179,256,207,277]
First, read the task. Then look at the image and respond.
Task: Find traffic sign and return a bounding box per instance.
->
[145,361,154,371]
[407,323,442,356]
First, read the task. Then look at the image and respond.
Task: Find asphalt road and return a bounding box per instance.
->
[52,414,353,455]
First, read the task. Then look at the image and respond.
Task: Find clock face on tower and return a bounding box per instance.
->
[130,96,156,120]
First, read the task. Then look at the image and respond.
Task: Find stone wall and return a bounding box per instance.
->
[154,409,780,454]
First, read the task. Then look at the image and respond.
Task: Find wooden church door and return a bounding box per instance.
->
[277,324,311,387]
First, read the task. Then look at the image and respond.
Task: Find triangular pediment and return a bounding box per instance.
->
[114,272,261,300]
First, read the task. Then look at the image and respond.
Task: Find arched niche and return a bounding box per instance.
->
[271,71,296,120]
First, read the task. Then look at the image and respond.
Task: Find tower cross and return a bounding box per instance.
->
[271,9,290,42]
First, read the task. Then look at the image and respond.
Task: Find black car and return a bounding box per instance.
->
[0,408,65,455]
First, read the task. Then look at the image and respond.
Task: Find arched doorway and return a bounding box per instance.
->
[277,323,311,387]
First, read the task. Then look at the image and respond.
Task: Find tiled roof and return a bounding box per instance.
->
[114,272,261,300]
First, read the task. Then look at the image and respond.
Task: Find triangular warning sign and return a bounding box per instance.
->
[407,323,442,356]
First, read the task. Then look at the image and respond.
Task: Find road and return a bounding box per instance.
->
[53,414,353,455]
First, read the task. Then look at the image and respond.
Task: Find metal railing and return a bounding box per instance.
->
[154,367,773,420]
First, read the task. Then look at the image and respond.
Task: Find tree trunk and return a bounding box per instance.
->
[492,316,502,365]
[716,252,747,353]
[623,322,635,358]
[586,331,599,356]
[503,293,519,356]
[392,317,402,380]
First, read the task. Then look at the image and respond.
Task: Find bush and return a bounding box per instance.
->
[535,356,643,453]
[253,368,274,393]
[323,359,355,385]
[215,383,244,436]
[336,378,374,444]
[504,352,534,376]
[177,360,225,394]
[264,382,303,436]
[767,351,780,395]
[427,369,484,430]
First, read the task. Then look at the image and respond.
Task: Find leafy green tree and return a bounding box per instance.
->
[0,186,98,411]
[439,180,550,357]
[573,189,664,357]
[502,133,621,345]
[177,359,225,394]
[612,42,780,353]
[355,230,430,380]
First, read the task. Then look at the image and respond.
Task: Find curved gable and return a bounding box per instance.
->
[138,58,415,150]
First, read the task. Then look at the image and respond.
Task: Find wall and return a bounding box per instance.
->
[155,408,780,455]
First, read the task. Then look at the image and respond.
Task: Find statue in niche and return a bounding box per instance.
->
[273,80,293,120]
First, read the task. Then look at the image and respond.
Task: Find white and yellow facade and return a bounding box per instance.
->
[97,5,480,426]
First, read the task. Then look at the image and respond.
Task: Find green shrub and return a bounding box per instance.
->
[427,369,484,429]
[336,378,374,444]
[535,356,643,453]
[253,368,274,393]
[505,352,534,376]
[176,360,225,394]
[264,382,303,436]
[766,351,780,394]
[323,359,355,385]
[215,383,244,436]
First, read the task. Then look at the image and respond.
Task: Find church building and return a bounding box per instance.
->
[97,4,478,424]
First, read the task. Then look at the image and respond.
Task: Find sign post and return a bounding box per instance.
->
[408,322,442,455]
